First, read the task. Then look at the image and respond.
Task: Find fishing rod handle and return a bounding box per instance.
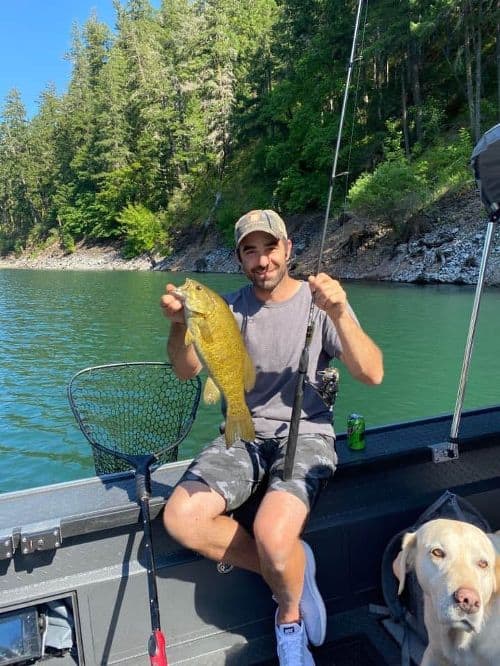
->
[284,322,316,480]
[284,345,311,480]
[284,376,305,480]
[149,629,168,666]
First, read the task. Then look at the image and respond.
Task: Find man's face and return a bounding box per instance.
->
[238,231,291,292]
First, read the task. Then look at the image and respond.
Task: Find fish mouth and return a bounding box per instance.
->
[172,288,186,301]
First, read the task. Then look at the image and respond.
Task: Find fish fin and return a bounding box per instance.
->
[198,319,213,343]
[224,406,255,448]
[243,352,256,392]
[203,376,220,404]
[184,328,195,346]
[184,319,212,345]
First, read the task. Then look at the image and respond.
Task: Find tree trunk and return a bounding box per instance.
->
[401,67,411,158]
[408,32,423,145]
[464,22,475,140]
[496,1,500,120]
[474,1,483,142]
[464,1,482,144]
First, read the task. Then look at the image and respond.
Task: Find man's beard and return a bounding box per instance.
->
[246,263,288,292]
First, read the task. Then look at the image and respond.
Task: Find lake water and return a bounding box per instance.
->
[1,268,500,494]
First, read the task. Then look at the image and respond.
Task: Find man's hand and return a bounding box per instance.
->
[309,273,383,385]
[162,283,202,379]
[160,283,185,324]
[308,273,347,321]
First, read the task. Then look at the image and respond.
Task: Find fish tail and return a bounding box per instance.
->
[224,404,255,448]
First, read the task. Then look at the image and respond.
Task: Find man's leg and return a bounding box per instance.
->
[264,433,336,647]
[253,490,315,665]
[164,481,315,665]
[252,489,308,624]
[163,480,262,573]
[164,481,311,623]
[164,437,266,571]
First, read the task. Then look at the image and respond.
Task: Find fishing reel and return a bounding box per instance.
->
[312,366,340,409]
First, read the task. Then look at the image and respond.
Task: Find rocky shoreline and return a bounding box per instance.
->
[0,241,155,272]
[2,189,500,285]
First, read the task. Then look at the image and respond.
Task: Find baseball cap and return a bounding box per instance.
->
[234,209,288,247]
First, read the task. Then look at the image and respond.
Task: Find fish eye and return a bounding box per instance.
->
[196,285,202,290]
[431,548,446,558]
[478,559,489,569]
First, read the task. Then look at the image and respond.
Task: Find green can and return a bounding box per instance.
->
[347,413,365,450]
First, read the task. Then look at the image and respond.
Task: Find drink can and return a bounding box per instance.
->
[347,413,365,450]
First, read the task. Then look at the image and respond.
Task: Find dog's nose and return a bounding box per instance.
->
[453,587,481,614]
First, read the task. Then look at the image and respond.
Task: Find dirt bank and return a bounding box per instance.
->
[1,189,499,285]
[157,188,500,286]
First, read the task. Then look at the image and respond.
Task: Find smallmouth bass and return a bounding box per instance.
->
[174,278,256,446]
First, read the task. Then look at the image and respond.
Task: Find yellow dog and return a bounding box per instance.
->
[393,518,500,666]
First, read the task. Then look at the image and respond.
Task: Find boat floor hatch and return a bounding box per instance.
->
[0,594,81,665]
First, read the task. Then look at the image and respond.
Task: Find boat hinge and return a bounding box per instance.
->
[0,534,15,560]
[429,440,459,463]
[19,524,62,555]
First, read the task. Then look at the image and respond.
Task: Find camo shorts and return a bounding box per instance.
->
[178,433,337,513]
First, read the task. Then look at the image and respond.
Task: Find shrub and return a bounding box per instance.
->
[275,167,328,212]
[60,230,76,254]
[0,236,16,256]
[117,204,166,258]
[348,158,428,233]
[414,128,473,192]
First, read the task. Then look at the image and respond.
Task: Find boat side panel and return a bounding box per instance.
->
[1,414,500,664]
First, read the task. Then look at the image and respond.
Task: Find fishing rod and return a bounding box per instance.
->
[284,0,366,481]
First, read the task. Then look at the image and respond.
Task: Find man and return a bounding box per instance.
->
[160,209,383,665]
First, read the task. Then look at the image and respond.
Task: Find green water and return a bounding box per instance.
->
[1,268,500,494]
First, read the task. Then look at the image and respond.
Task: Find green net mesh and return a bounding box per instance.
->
[68,362,201,475]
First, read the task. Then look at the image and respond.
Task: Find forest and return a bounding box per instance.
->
[0,0,498,259]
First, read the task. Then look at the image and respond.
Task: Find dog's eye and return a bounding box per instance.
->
[431,548,445,558]
[477,559,489,569]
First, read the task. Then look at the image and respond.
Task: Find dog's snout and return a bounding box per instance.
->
[453,587,481,614]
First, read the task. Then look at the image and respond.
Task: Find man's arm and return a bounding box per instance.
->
[160,284,202,380]
[308,273,383,385]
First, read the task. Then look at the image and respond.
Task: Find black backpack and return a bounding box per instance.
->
[380,490,491,665]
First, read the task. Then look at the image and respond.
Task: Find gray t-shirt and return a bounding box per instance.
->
[225,281,352,439]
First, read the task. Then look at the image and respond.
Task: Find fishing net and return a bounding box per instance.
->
[68,362,201,475]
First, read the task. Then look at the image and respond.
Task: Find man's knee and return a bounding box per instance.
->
[163,493,192,542]
[253,519,297,572]
[253,491,308,569]
[163,482,225,547]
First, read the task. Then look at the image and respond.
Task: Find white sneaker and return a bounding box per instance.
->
[300,540,326,646]
[275,610,315,666]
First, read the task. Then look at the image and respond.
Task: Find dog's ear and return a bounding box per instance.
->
[495,554,500,594]
[393,531,417,596]
[489,532,500,593]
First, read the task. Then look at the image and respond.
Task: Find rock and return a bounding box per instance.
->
[2,188,499,285]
